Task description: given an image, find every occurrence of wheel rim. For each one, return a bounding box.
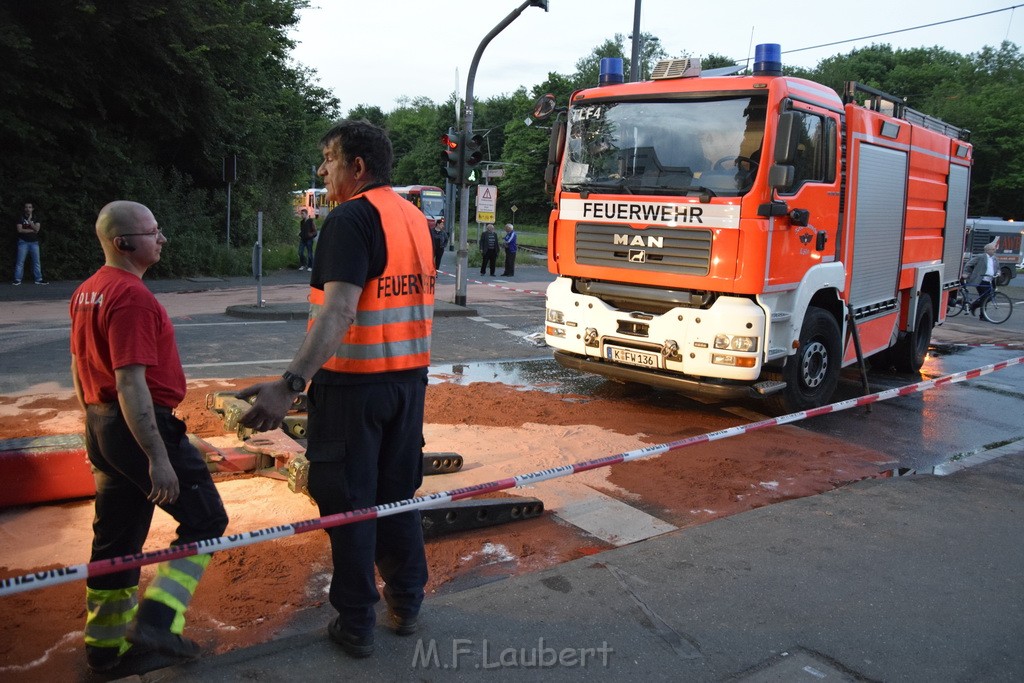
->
[799,341,828,388]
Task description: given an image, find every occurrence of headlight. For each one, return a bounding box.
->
[546,309,565,325]
[714,334,758,353]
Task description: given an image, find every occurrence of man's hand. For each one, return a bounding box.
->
[237,380,295,432]
[148,459,180,505]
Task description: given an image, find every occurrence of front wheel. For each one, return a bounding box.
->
[768,307,842,413]
[982,291,1013,324]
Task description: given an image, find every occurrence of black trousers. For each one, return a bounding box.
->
[480,249,497,275]
[305,378,428,636]
[502,248,516,276]
[84,403,228,590]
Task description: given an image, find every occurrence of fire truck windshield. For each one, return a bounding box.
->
[562,96,767,197]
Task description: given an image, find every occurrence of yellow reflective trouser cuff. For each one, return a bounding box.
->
[142,555,211,635]
[84,586,138,655]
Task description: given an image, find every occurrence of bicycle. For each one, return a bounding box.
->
[946,279,1013,323]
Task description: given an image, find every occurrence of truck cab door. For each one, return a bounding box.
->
[763,108,841,287]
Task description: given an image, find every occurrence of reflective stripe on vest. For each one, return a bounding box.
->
[309,186,434,374]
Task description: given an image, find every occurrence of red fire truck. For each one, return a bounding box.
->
[536,44,973,412]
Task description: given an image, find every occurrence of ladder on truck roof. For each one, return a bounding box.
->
[842,81,970,141]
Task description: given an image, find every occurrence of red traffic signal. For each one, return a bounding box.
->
[441,130,463,183]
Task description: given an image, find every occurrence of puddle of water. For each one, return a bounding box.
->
[428,358,604,394]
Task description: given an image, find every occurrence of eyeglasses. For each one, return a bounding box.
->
[118,229,164,238]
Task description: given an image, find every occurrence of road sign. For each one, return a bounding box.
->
[482,168,505,179]
[476,185,497,223]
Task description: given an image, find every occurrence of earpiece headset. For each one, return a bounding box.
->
[116,237,136,252]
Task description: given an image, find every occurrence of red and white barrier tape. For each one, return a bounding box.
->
[436,269,546,297]
[3,354,1023,598]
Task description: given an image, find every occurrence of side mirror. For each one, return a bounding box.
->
[532,93,558,122]
[774,112,800,164]
[768,164,794,190]
[544,118,567,193]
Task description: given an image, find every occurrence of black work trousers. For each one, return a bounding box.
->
[84,403,228,591]
[305,378,428,637]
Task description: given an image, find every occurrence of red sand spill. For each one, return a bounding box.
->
[0,378,888,680]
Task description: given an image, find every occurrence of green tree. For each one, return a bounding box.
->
[0,0,338,279]
[802,42,1024,219]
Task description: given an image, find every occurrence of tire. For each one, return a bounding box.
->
[997,266,1013,287]
[769,307,842,413]
[982,291,1013,324]
[893,296,933,373]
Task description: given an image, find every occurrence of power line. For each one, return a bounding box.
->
[784,4,1022,56]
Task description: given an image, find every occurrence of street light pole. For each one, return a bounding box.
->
[630,0,642,82]
[454,0,548,306]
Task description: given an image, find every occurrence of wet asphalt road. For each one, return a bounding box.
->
[1,265,1022,474]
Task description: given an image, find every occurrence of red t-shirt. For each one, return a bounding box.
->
[70,266,186,408]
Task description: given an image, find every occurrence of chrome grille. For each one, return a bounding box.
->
[575,223,712,275]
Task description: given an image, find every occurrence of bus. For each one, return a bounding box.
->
[965,217,1022,285]
[291,188,328,218]
[393,185,445,228]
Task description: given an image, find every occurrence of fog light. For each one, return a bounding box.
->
[712,353,756,367]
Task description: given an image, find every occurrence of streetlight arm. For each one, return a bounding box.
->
[455,0,547,306]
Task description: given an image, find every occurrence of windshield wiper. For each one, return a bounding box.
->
[579,179,635,195]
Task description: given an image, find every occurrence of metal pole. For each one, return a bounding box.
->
[226,181,232,245]
[630,0,642,82]
[255,211,264,307]
[455,0,543,306]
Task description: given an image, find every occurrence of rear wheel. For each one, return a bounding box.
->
[997,266,1013,287]
[982,291,1013,324]
[769,307,842,413]
[893,296,933,373]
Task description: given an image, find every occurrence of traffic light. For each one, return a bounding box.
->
[441,130,463,184]
[463,133,484,183]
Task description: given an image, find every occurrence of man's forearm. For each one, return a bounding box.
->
[286,281,361,379]
[115,367,171,467]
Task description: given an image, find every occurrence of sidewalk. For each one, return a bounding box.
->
[136,450,1024,682]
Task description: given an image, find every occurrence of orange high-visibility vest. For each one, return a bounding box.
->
[309,186,435,374]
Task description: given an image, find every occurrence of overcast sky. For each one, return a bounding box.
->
[288,1,1022,113]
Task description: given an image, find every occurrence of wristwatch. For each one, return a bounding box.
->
[282,371,306,393]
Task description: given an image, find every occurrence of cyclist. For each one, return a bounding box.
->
[963,241,999,316]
